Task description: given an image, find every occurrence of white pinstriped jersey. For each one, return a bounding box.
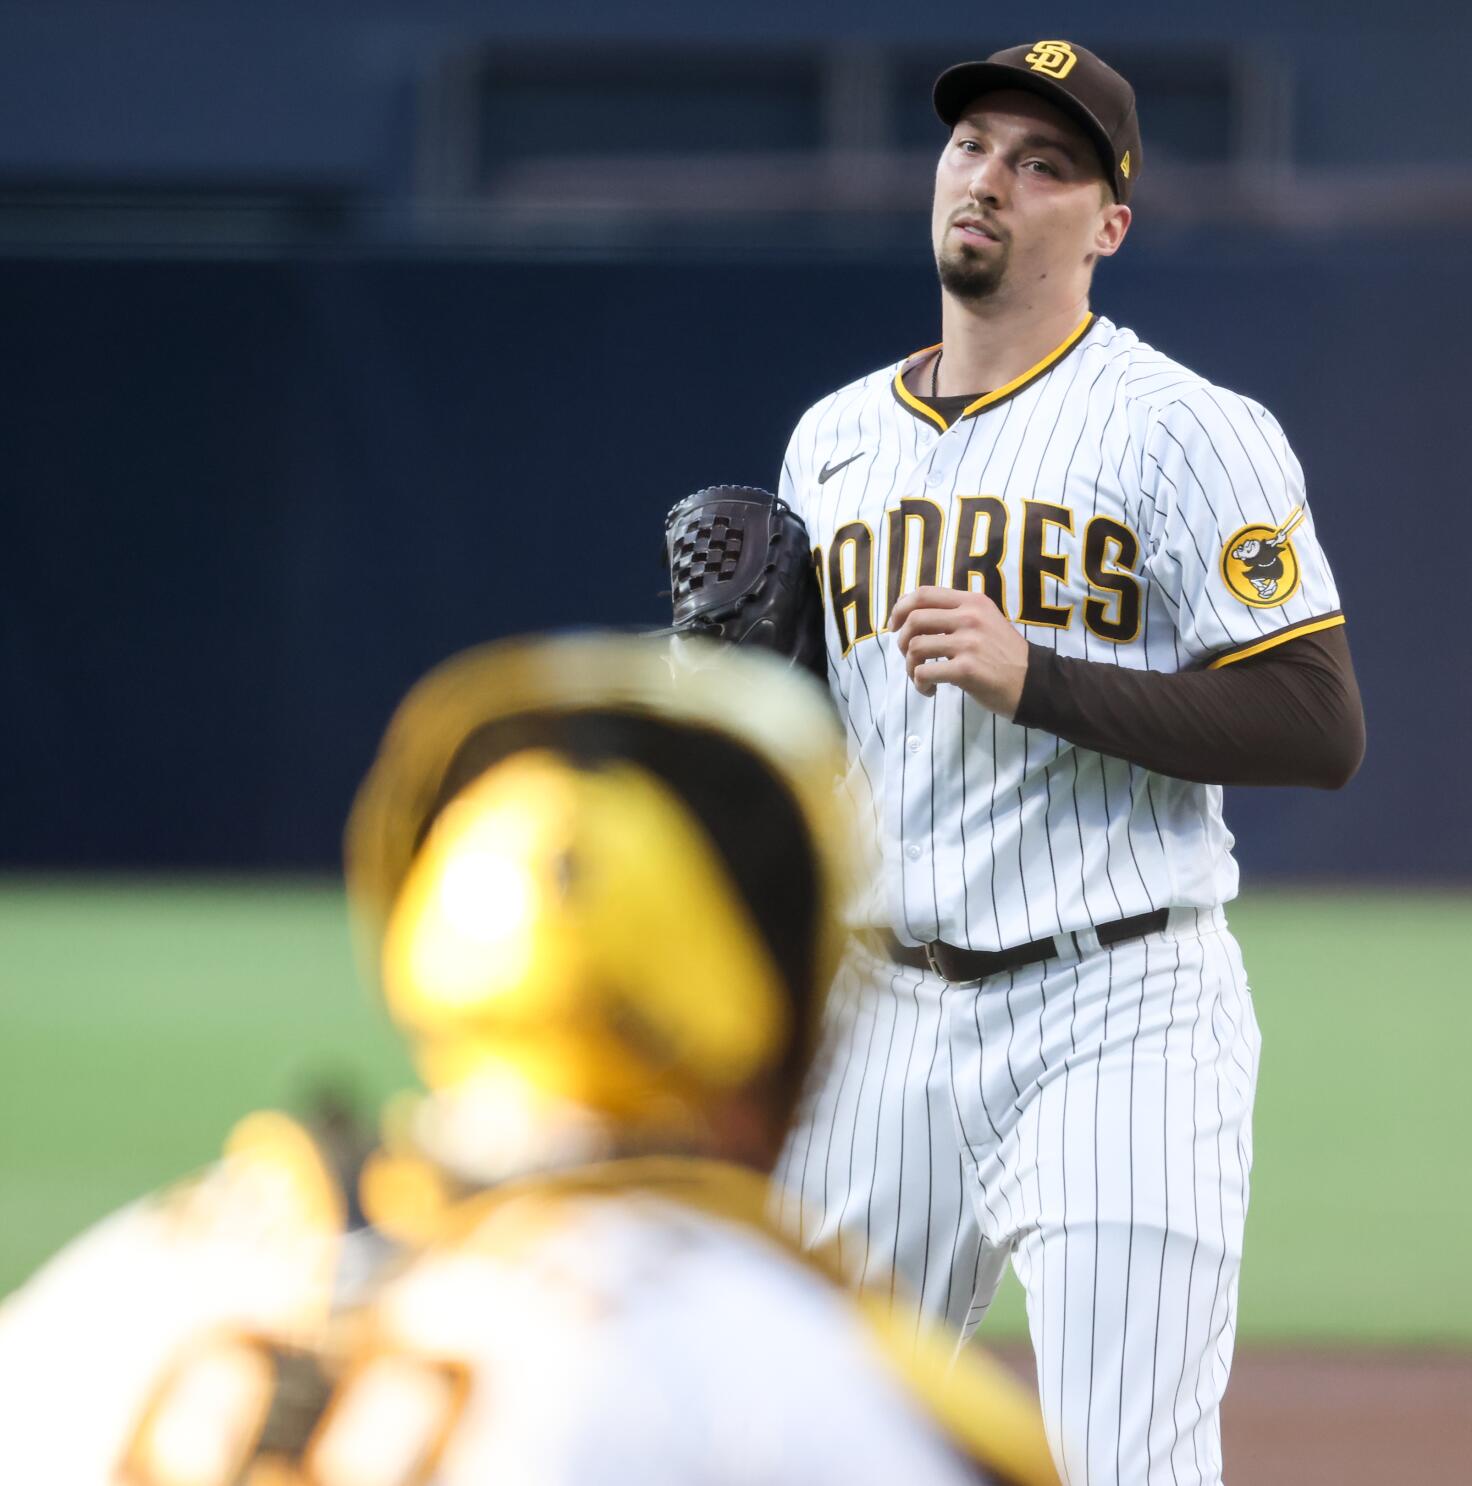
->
[780,313,1344,949]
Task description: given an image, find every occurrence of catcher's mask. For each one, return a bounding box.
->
[346,634,849,1131]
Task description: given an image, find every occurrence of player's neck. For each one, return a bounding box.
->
[932,291,1091,399]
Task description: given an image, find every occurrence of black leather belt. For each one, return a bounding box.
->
[857,908,1170,983]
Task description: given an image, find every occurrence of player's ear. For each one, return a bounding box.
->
[1094,202,1131,259]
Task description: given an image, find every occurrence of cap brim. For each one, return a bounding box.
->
[933,61,1116,194]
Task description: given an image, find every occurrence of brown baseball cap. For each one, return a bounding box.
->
[933,41,1141,204]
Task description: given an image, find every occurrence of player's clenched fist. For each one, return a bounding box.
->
[890,585,1031,717]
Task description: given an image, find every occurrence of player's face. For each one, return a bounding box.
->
[932,91,1130,303]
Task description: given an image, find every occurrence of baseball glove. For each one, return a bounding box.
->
[664,485,828,682]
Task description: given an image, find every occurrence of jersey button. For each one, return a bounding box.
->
[905,843,922,860]
[925,466,947,486]
[906,734,921,753]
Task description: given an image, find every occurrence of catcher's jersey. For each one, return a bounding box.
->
[369,1164,1038,1485]
[0,1131,1054,1485]
[0,1111,347,1486]
[780,313,1344,949]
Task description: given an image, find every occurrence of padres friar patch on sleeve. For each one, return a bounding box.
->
[1220,507,1306,607]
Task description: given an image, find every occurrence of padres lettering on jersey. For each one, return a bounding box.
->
[780,314,1343,949]
[820,494,1142,655]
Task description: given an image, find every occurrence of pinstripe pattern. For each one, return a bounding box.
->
[771,316,1327,1484]
[779,317,1342,947]
[778,914,1258,1486]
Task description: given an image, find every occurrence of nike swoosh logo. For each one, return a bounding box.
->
[818,452,866,484]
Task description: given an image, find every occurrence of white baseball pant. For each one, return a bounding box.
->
[778,907,1259,1486]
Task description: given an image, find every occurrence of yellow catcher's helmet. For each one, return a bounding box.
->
[346,634,850,1128]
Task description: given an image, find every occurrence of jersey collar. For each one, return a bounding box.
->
[891,311,1096,431]
[424,1154,853,1288]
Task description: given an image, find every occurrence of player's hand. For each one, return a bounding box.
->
[890,586,1031,717]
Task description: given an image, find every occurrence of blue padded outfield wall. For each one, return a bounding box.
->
[3,230,1468,879]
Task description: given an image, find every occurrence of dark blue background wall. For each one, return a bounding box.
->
[3,227,1467,877]
[3,3,1469,180]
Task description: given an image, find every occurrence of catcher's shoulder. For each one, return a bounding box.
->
[31,1109,347,1280]
[81,1109,347,1256]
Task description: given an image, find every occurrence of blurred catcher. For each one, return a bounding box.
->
[0,634,1057,1485]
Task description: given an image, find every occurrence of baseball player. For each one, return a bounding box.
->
[762,40,1366,1486]
[343,634,1057,1485]
[0,635,1059,1486]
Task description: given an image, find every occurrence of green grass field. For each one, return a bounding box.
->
[1,880,1468,1345]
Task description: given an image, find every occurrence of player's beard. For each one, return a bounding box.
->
[936,237,1009,300]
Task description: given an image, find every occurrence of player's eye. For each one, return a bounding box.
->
[1022,158,1059,176]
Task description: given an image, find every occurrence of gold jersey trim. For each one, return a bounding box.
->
[860,1297,1060,1486]
[891,313,1096,431]
[892,342,949,430]
[1205,611,1345,670]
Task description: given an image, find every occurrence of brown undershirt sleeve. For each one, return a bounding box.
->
[1012,625,1365,789]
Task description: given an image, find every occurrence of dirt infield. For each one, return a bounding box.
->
[1222,1349,1472,1484]
[997,1346,1472,1482]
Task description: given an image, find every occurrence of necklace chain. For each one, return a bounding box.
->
[931,348,942,398]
